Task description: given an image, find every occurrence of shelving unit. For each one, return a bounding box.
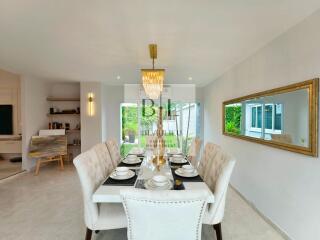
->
[47,97,80,102]
[47,97,81,160]
[47,113,80,117]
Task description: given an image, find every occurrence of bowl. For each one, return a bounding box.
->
[169,148,181,154]
[131,147,144,155]
[115,167,129,176]
[126,155,137,162]
[152,175,168,187]
[171,156,184,163]
[182,165,194,173]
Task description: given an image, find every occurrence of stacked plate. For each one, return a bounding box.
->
[175,165,198,178]
[167,148,182,155]
[169,155,187,164]
[144,175,172,190]
[109,167,135,180]
[122,155,142,165]
[129,147,145,155]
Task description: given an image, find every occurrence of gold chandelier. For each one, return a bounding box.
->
[141,44,165,99]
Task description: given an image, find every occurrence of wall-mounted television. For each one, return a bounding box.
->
[0,105,13,135]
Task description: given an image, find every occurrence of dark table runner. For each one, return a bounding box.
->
[169,161,189,168]
[170,168,203,182]
[103,174,138,186]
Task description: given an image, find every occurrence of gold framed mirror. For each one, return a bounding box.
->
[223,79,318,156]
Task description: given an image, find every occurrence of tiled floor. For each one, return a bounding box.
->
[0,159,22,180]
[0,164,285,240]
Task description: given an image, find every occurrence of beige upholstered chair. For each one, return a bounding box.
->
[199,143,236,240]
[73,148,127,240]
[188,137,202,168]
[271,133,292,144]
[92,143,115,175]
[106,140,122,166]
[120,189,209,240]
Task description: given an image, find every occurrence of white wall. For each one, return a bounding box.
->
[80,82,103,152]
[102,84,123,143]
[203,10,320,240]
[21,76,50,170]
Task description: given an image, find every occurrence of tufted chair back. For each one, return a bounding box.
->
[106,140,121,166]
[92,143,115,173]
[121,189,209,240]
[200,143,236,225]
[188,137,202,167]
[73,149,108,229]
[198,143,221,178]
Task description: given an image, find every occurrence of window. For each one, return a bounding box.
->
[248,103,282,134]
[120,101,200,156]
[250,105,262,129]
[274,104,282,130]
[251,107,256,128]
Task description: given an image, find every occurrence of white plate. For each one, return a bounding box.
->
[169,157,187,164]
[129,148,145,155]
[122,158,142,165]
[167,148,182,155]
[144,179,172,190]
[175,168,199,178]
[109,170,135,180]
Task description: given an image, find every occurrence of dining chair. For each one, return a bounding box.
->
[120,189,209,240]
[73,149,127,240]
[199,143,236,240]
[92,143,115,174]
[106,139,122,166]
[33,129,67,175]
[188,137,202,168]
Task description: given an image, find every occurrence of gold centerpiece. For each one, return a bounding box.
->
[152,105,166,170]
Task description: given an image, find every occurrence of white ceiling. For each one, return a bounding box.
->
[0,0,319,86]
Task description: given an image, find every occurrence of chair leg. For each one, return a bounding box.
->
[85,228,92,240]
[60,156,64,170]
[213,223,222,240]
[35,160,41,175]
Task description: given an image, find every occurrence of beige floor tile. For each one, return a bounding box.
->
[0,164,284,240]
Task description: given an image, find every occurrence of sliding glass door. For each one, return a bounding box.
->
[120,101,200,156]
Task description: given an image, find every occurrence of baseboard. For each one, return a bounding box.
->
[0,170,26,182]
[229,184,292,240]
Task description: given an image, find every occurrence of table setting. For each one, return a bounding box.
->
[94,148,214,203]
[102,148,203,191]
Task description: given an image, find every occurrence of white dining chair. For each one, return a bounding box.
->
[106,139,122,166]
[188,137,202,168]
[120,189,209,240]
[92,143,115,174]
[73,149,127,240]
[199,143,236,240]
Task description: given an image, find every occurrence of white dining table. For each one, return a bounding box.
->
[93,150,215,204]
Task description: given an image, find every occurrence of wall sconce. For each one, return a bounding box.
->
[88,92,94,116]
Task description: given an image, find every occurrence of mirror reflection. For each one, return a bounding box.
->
[224,88,310,148]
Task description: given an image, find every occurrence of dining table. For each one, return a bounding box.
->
[93,148,215,203]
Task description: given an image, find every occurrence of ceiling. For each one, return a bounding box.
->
[0,0,319,86]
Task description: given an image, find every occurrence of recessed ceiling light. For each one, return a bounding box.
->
[116,75,121,80]
[188,77,193,81]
